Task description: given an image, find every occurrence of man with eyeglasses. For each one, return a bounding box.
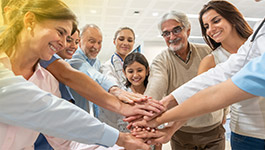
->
[143,11,225,150]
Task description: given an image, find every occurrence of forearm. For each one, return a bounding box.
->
[0,76,119,146]
[46,60,122,113]
[157,79,255,124]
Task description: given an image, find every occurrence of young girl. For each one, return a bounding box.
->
[123,53,163,150]
[123,52,149,94]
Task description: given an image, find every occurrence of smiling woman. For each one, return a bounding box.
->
[0,0,83,149]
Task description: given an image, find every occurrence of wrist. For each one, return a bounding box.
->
[116,132,126,147]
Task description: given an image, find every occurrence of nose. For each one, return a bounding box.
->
[207,24,215,35]
[93,42,101,50]
[133,72,138,78]
[169,31,176,40]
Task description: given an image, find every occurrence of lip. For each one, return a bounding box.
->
[65,48,76,56]
[48,43,61,54]
[211,30,222,39]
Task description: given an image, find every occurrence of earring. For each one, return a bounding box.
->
[27,27,32,31]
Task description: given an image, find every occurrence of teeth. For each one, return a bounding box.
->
[66,50,74,55]
[212,31,221,38]
[49,45,57,52]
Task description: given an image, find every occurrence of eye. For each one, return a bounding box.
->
[66,36,73,43]
[137,69,143,72]
[88,39,96,44]
[172,26,183,34]
[127,70,133,73]
[213,18,221,24]
[57,29,64,36]
[128,38,134,42]
[118,37,125,41]
[162,31,170,37]
[204,24,209,29]
[75,39,80,45]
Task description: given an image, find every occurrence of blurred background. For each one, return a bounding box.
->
[62,0,265,63]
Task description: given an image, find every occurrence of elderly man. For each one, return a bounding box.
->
[143,11,227,150]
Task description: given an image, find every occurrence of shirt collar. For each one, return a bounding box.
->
[33,63,45,80]
[77,48,97,66]
[172,43,192,64]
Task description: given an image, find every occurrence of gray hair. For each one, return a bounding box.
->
[80,24,102,37]
[158,11,191,33]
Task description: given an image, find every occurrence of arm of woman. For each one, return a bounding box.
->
[197,54,216,75]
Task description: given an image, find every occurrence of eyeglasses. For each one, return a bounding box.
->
[161,26,184,37]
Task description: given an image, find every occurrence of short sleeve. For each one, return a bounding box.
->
[232,53,265,97]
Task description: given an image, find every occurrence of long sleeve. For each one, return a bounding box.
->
[0,65,119,147]
[144,54,169,100]
[171,20,265,104]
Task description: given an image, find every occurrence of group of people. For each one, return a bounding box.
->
[0,0,264,150]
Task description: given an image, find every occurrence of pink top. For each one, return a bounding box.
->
[0,63,123,150]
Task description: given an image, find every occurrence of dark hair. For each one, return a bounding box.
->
[123,52,149,88]
[0,0,77,55]
[199,0,253,50]
[114,27,135,40]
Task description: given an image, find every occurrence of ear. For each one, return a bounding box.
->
[123,69,126,75]
[113,39,116,45]
[146,67,150,76]
[186,27,191,37]
[23,12,36,30]
[4,6,11,13]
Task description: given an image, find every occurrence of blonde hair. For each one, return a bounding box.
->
[0,0,76,56]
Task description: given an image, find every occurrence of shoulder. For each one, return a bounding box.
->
[191,43,212,53]
[197,54,216,74]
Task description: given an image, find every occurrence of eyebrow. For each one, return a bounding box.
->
[58,27,68,35]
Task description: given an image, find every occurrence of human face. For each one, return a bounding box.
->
[28,19,72,61]
[161,19,190,52]
[202,9,234,43]
[124,61,148,87]
[79,27,102,59]
[114,29,135,59]
[57,31,80,59]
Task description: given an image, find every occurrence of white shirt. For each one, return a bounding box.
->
[0,53,119,147]
[171,20,265,139]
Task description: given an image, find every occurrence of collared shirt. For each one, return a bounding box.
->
[67,49,117,112]
[232,52,265,97]
[0,53,119,147]
[0,63,61,149]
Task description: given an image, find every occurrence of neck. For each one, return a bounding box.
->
[116,52,126,61]
[130,84,146,94]
[174,43,189,60]
[10,41,39,80]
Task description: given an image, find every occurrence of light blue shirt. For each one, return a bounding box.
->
[67,49,117,112]
[232,53,265,97]
[0,53,119,147]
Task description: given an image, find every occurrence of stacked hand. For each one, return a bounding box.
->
[119,94,186,148]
